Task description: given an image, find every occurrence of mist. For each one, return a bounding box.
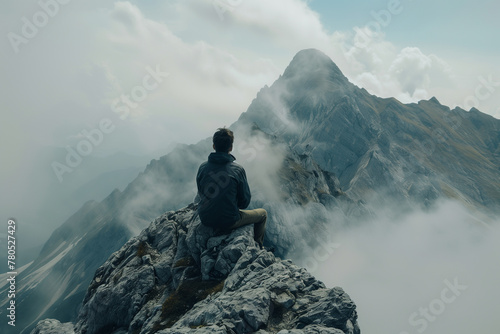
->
[302,199,500,334]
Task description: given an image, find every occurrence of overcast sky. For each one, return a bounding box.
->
[1,0,499,255]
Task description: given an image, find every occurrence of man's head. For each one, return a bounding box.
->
[213,127,234,153]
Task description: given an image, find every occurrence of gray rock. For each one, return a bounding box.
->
[35,204,360,334]
[30,319,75,334]
[272,291,295,309]
[157,324,227,333]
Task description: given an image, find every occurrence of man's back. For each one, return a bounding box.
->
[196,152,251,228]
[196,127,267,248]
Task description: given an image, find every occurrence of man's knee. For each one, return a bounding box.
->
[258,208,267,223]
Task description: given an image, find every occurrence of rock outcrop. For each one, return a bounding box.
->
[32,204,360,334]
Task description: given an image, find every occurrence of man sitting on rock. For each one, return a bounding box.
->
[196,127,267,248]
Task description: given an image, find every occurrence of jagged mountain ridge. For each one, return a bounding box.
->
[240,49,500,212]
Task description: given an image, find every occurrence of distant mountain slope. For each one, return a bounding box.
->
[240,49,500,213]
[1,148,155,268]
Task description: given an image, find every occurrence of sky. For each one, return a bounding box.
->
[0,0,499,332]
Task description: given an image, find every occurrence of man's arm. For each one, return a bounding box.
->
[195,163,205,203]
[237,168,251,209]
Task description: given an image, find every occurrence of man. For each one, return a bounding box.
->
[196,127,267,248]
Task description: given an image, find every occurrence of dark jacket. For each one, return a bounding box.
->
[196,152,251,228]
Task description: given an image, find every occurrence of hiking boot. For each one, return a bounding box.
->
[260,244,275,253]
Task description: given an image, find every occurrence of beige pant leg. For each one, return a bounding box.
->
[230,208,267,246]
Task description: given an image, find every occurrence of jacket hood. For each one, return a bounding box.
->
[208,152,236,165]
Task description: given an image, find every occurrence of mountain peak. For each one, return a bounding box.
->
[289,48,334,66]
[282,49,348,84]
[429,96,440,104]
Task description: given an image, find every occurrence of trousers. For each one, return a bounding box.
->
[229,208,267,247]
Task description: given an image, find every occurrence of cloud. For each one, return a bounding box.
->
[389,47,455,99]
[308,200,500,334]
[232,124,287,201]
[231,0,328,47]
[99,2,284,147]
[344,32,456,104]
[343,26,397,71]
[389,47,433,96]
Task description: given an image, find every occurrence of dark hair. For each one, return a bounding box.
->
[213,128,234,152]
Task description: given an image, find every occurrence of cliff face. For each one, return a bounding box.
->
[33,204,360,334]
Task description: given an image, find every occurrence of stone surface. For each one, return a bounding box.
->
[31,319,75,334]
[33,204,360,334]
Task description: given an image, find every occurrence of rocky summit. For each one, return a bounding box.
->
[32,204,360,334]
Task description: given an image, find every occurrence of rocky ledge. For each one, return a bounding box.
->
[32,204,360,334]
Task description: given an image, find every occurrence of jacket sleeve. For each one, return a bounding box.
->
[237,168,251,209]
[195,165,202,194]
[195,163,205,201]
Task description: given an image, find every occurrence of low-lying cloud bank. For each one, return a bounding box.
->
[300,200,499,334]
